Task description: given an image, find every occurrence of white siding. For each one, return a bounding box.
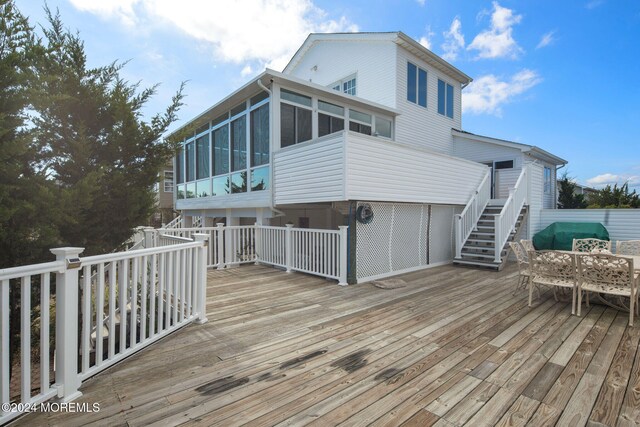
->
[526,162,545,238]
[176,190,270,211]
[394,48,462,155]
[495,169,521,199]
[274,133,345,205]
[285,40,397,108]
[429,205,460,265]
[453,136,523,166]
[345,132,488,205]
[535,209,640,252]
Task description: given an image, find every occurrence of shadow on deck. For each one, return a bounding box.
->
[13,263,640,426]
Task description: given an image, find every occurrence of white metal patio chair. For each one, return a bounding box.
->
[617,240,640,256]
[576,253,638,326]
[529,250,578,313]
[572,238,612,253]
[520,239,535,254]
[509,241,530,294]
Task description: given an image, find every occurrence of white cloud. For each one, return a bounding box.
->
[240,65,254,78]
[441,17,464,61]
[536,31,555,49]
[418,26,434,50]
[462,69,541,116]
[416,0,426,5]
[586,173,640,188]
[68,0,358,71]
[467,1,523,59]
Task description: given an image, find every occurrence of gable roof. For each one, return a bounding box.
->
[452,129,567,166]
[283,31,473,86]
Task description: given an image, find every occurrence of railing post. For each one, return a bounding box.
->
[455,215,462,259]
[50,247,84,402]
[216,223,225,269]
[143,228,156,249]
[192,234,209,325]
[285,224,293,273]
[494,220,502,263]
[254,222,262,265]
[338,226,349,286]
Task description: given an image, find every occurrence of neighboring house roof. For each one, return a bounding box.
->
[283,31,473,86]
[452,129,567,166]
[167,68,400,141]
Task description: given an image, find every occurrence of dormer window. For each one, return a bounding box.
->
[330,74,357,96]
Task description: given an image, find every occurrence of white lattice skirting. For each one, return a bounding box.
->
[356,202,431,283]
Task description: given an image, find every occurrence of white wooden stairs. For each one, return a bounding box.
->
[453,201,528,271]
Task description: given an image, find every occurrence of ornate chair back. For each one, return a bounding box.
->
[617,240,640,256]
[520,239,535,254]
[576,253,634,290]
[529,250,576,284]
[572,238,612,253]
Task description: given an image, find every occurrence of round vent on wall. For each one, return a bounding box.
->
[356,204,374,224]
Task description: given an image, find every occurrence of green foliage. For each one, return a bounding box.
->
[0,3,185,265]
[0,0,59,267]
[587,183,640,209]
[557,172,587,209]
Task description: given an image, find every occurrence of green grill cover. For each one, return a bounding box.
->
[532,222,610,250]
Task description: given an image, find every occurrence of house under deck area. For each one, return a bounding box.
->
[14,264,640,427]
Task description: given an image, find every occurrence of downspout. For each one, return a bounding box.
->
[257,78,285,218]
[555,162,567,209]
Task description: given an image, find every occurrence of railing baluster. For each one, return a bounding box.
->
[149,254,157,338]
[180,248,186,322]
[96,264,104,365]
[158,252,165,332]
[40,273,50,394]
[186,248,193,317]
[82,266,91,373]
[1,279,9,407]
[141,255,148,342]
[109,262,116,359]
[131,257,138,347]
[165,252,172,328]
[119,259,127,353]
[20,275,31,403]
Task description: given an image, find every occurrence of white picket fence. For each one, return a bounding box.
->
[0,237,209,425]
[157,224,348,284]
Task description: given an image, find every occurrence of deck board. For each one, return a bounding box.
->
[13,263,640,426]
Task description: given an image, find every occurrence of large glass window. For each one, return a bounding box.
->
[329,75,357,96]
[185,141,195,182]
[212,176,229,196]
[231,115,246,172]
[407,62,427,108]
[438,79,454,118]
[176,149,184,184]
[281,101,311,147]
[196,179,210,197]
[318,100,345,137]
[251,103,269,166]
[195,134,209,180]
[544,167,552,194]
[251,166,269,191]
[231,171,247,194]
[212,125,229,176]
[349,109,372,135]
[375,116,392,138]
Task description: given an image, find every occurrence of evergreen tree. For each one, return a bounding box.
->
[30,7,185,255]
[557,172,587,209]
[588,183,640,208]
[0,0,59,268]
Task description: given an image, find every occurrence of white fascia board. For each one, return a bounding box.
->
[452,129,566,166]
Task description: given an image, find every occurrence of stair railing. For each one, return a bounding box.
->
[493,166,529,263]
[455,170,491,258]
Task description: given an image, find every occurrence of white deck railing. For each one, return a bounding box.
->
[455,171,491,258]
[494,166,529,263]
[0,238,209,425]
[156,224,348,284]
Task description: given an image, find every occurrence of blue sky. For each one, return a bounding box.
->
[16,0,640,189]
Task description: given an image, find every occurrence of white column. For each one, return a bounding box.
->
[338,226,348,286]
[192,234,209,324]
[216,223,225,269]
[143,227,156,249]
[51,247,84,402]
[285,224,293,273]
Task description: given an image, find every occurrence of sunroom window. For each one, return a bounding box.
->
[195,133,209,180]
[349,109,372,136]
[281,89,312,147]
[318,100,345,137]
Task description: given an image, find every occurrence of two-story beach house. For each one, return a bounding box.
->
[168,32,566,283]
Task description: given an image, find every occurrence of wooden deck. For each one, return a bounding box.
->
[14,263,640,426]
